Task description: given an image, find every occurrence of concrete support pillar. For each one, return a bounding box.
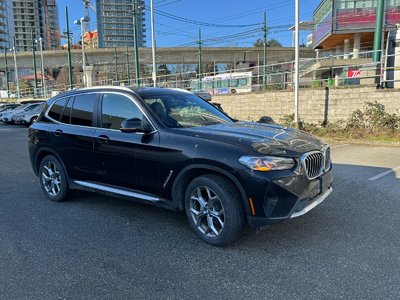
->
[84,66,95,87]
[353,33,361,59]
[394,27,400,88]
[315,49,321,60]
[343,39,351,59]
[336,45,342,58]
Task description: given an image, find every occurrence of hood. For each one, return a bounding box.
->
[179,122,324,157]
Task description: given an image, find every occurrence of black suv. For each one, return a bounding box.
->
[29,87,333,246]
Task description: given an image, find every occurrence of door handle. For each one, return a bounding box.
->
[54,129,63,137]
[97,135,109,143]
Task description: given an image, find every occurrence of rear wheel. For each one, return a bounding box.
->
[39,155,70,202]
[30,116,38,125]
[185,174,245,246]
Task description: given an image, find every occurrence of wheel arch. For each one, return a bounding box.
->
[35,148,71,186]
[171,164,251,217]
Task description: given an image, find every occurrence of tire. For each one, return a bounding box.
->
[185,174,245,246]
[38,155,70,202]
[30,116,38,125]
[231,89,237,94]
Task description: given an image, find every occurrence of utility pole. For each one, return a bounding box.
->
[31,28,38,96]
[126,46,130,84]
[4,47,10,98]
[39,37,46,97]
[150,0,157,87]
[294,0,300,124]
[12,37,20,101]
[66,7,73,89]
[373,0,385,62]
[132,0,140,86]
[114,47,119,83]
[263,12,267,86]
[198,29,202,91]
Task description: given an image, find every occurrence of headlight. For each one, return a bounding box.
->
[239,156,295,172]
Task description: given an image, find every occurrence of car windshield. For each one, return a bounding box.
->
[140,91,232,128]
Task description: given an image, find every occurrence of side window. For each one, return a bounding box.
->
[71,94,97,127]
[48,98,68,121]
[60,97,73,124]
[101,94,143,130]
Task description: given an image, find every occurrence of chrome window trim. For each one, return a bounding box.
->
[45,90,158,134]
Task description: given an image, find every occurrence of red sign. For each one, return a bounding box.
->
[348,70,360,78]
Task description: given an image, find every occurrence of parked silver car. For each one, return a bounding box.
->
[1,103,43,124]
[14,103,45,126]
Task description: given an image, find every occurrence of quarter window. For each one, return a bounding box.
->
[71,94,97,127]
[60,97,73,124]
[48,98,68,121]
[101,94,143,130]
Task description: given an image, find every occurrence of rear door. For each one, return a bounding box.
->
[48,93,101,182]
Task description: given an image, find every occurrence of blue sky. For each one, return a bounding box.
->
[59,0,321,47]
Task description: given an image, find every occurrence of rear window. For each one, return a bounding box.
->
[70,94,97,127]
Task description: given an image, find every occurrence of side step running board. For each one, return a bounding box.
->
[74,180,160,202]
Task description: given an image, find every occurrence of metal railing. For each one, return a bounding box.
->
[2,49,399,101]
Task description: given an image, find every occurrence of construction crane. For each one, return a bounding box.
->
[82,0,96,33]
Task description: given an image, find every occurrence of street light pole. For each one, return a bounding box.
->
[66,7,73,89]
[126,45,131,84]
[4,47,10,98]
[81,20,86,87]
[263,12,267,87]
[12,37,20,102]
[31,28,38,96]
[39,37,47,97]
[150,0,157,87]
[132,0,140,86]
[198,28,202,91]
[294,0,300,124]
[114,47,119,83]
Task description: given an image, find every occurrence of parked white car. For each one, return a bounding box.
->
[14,103,45,126]
[1,103,43,124]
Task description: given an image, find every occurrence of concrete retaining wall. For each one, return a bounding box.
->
[212,87,400,124]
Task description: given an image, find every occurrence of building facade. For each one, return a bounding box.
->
[12,0,60,52]
[313,0,400,56]
[0,0,14,50]
[96,0,146,48]
[43,0,60,50]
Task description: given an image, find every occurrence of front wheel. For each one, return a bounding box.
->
[185,174,245,246]
[39,155,70,202]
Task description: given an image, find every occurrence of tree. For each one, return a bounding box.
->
[158,64,171,75]
[253,38,283,47]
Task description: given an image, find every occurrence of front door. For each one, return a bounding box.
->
[93,92,161,195]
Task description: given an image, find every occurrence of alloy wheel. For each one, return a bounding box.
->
[41,161,62,197]
[189,186,225,237]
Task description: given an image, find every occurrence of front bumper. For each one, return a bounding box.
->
[241,168,333,228]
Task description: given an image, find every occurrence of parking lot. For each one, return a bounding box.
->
[0,124,399,299]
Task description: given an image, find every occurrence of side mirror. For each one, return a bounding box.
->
[120,118,153,133]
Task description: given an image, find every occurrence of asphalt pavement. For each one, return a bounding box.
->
[0,124,399,299]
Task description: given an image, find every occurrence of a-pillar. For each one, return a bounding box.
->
[353,33,361,59]
[343,39,351,59]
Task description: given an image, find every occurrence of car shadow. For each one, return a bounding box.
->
[61,163,399,251]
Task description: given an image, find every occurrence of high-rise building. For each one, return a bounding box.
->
[43,0,60,50]
[0,0,14,50]
[96,0,146,48]
[12,0,60,52]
